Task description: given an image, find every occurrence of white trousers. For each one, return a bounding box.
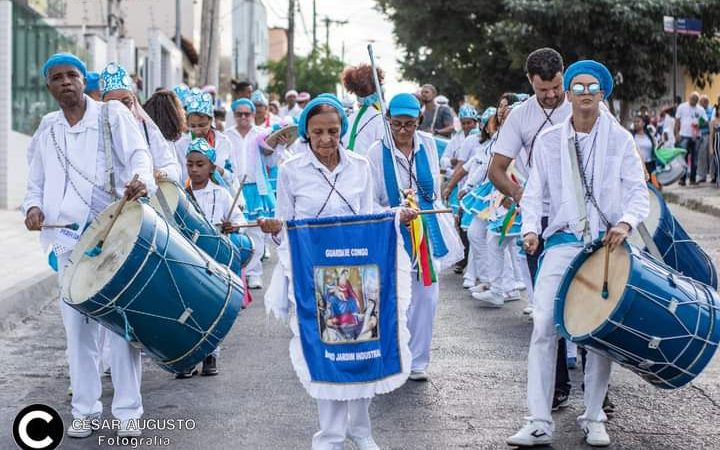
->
[58,254,144,421]
[527,244,611,425]
[466,219,489,283]
[463,248,476,283]
[312,398,372,450]
[485,234,516,295]
[515,252,535,306]
[408,277,439,371]
[245,226,265,278]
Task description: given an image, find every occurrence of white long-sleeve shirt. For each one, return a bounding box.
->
[342,105,384,155]
[175,130,234,185]
[190,183,245,225]
[520,111,649,241]
[462,138,493,189]
[23,96,155,252]
[138,118,181,183]
[225,125,279,185]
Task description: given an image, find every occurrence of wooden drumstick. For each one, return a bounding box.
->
[417,208,453,215]
[85,174,138,257]
[40,223,80,230]
[225,175,246,222]
[601,243,610,299]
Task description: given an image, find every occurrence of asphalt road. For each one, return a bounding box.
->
[1,202,719,450]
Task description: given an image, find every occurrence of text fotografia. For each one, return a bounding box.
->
[98,435,171,448]
[71,417,196,431]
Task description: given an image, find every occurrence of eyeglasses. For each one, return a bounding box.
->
[390,120,418,131]
[235,112,253,117]
[571,82,602,96]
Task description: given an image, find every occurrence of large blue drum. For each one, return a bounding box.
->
[61,201,244,373]
[628,184,717,288]
[149,180,251,271]
[555,240,720,389]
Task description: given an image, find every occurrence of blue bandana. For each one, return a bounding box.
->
[187,137,217,163]
[100,62,133,97]
[458,104,478,121]
[563,60,614,100]
[42,53,87,78]
[231,98,256,113]
[480,107,496,125]
[358,92,380,107]
[184,92,214,117]
[84,72,100,93]
[298,94,349,141]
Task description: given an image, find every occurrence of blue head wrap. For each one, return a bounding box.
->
[187,137,216,163]
[100,62,133,97]
[250,90,268,106]
[231,98,256,113]
[458,104,478,121]
[42,53,87,78]
[84,72,100,93]
[173,84,190,104]
[297,94,349,141]
[184,92,214,117]
[480,107,497,125]
[563,60,614,100]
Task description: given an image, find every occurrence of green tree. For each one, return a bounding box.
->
[260,46,345,97]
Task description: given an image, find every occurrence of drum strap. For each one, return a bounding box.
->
[101,103,119,200]
[155,183,175,220]
[637,222,663,260]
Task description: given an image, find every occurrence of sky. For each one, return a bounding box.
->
[262,0,417,96]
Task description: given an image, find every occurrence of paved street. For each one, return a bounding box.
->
[1,202,719,450]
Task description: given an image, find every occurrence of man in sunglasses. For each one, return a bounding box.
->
[507,60,648,448]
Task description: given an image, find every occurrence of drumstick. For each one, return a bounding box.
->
[214,221,261,228]
[417,208,453,215]
[601,243,610,299]
[225,175,246,221]
[85,174,138,257]
[40,223,80,230]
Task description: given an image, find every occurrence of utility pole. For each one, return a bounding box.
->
[247,0,256,84]
[286,0,295,90]
[312,0,317,51]
[199,0,220,87]
[672,18,678,103]
[175,0,181,49]
[323,16,348,58]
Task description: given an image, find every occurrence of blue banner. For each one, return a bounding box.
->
[287,212,403,384]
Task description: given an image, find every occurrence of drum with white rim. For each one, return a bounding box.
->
[61,200,244,373]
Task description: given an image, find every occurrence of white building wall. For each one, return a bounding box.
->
[232,0,269,88]
[0,0,11,209]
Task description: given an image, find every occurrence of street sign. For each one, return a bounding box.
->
[664,16,703,36]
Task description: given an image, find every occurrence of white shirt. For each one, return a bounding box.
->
[175,130,234,184]
[275,146,375,220]
[225,125,278,185]
[23,96,155,251]
[521,112,649,241]
[633,132,654,162]
[139,118,181,183]
[342,105,384,155]
[676,102,707,138]
[661,115,676,147]
[462,138,493,189]
[279,104,302,120]
[191,183,245,225]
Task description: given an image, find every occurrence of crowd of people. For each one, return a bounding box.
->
[24,45,680,450]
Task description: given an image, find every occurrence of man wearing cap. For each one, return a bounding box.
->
[23,53,154,439]
[100,62,181,183]
[367,93,463,382]
[280,89,302,120]
[507,60,648,447]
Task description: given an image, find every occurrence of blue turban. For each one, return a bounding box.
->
[458,104,478,121]
[184,92,214,117]
[297,94,349,141]
[231,98,256,113]
[563,60,614,100]
[173,84,190,104]
[480,107,496,125]
[186,137,216,163]
[250,90,268,106]
[100,62,133,97]
[42,53,87,78]
[84,72,100,93]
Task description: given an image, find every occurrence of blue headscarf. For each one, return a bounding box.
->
[563,60,614,100]
[84,72,100,93]
[458,104,478,121]
[480,107,496,126]
[100,62,133,97]
[231,98,256,113]
[187,137,217,163]
[358,92,380,107]
[42,53,87,78]
[184,92,214,117]
[250,90,268,106]
[173,84,191,104]
[297,94,349,141]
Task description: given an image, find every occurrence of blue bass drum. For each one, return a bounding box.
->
[628,184,717,288]
[149,180,243,275]
[555,240,720,389]
[228,232,254,268]
[61,201,244,373]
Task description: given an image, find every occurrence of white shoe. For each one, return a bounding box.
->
[503,290,521,302]
[469,282,490,293]
[506,420,553,447]
[67,415,97,438]
[350,435,380,450]
[522,305,534,315]
[580,420,610,447]
[408,370,429,381]
[462,278,476,289]
[514,281,527,291]
[117,419,142,438]
[472,290,504,307]
[247,275,263,289]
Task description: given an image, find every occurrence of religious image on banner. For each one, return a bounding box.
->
[315,265,380,343]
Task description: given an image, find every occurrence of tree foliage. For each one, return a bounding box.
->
[376,0,720,109]
[260,46,345,97]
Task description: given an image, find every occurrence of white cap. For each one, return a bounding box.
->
[285,89,298,98]
[435,95,449,105]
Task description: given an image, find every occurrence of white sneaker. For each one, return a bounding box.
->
[503,290,521,302]
[472,290,504,307]
[469,282,490,293]
[514,281,527,291]
[580,420,610,447]
[408,370,429,381]
[67,415,96,438]
[522,305,534,315]
[350,435,380,450]
[462,278,476,289]
[117,419,142,438]
[247,275,263,289]
[506,420,553,447]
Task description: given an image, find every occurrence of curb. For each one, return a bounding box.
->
[663,191,720,219]
[0,271,57,332]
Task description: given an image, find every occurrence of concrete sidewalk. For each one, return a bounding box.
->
[0,209,56,331]
[662,182,720,218]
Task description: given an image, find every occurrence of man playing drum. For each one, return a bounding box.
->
[23,53,154,438]
[507,60,649,447]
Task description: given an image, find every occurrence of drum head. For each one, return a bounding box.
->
[266,125,298,148]
[61,202,144,304]
[148,181,182,218]
[563,244,631,336]
[628,187,661,247]
[656,157,687,185]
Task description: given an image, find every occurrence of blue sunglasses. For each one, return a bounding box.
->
[571,82,602,96]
